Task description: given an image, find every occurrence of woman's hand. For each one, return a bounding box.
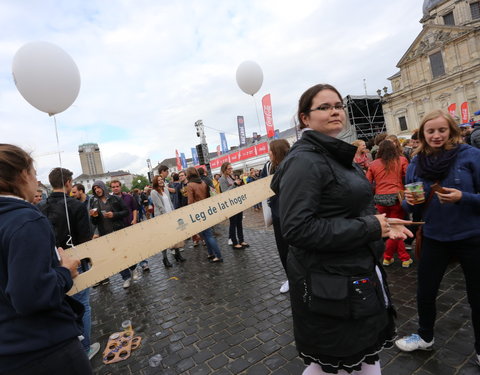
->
[57,247,81,279]
[404,191,416,205]
[375,214,414,240]
[436,187,462,204]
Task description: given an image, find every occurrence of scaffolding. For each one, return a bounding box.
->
[345,95,386,141]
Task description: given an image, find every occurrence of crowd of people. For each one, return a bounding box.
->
[1,82,480,374]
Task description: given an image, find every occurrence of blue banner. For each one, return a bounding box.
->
[180,153,187,169]
[191,147,199,165]
[237,116,246,146]
[220,132,228,153]
[273,129,280,139]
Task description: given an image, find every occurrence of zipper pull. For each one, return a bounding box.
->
[303,281,308,303]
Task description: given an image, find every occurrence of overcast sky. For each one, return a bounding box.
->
[0,0,423,183]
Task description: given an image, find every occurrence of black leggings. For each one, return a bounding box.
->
[229,212,244,245]
[417,235,480,353]
[6,338,92,375]
[272,216,289,273]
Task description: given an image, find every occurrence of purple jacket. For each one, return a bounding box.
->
[118,192,138,227]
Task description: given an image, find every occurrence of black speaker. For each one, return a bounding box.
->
[196,144,205,165]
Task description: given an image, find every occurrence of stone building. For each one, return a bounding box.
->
[78,143,104,175]
[383,0,480,135]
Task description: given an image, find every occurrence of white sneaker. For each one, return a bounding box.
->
[132,269,140,281]
[228,239,233,245]
[395,334,434,352]
[123,278,131,289]
[88,342,101,360]
[279,280,289,293]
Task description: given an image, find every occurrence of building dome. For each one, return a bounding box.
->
[423,0,447,16]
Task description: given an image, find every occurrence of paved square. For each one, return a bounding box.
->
[89,209,480,374]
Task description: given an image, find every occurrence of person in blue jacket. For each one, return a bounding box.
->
[0,144,92,375]
[395,110,480,366]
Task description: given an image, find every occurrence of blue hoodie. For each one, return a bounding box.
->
[0,196,83,372]
[404,144,480,241]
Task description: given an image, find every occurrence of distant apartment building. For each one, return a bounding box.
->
[79,143,104,176]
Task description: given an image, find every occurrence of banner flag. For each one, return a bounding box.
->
[273,129,280,139]
[191,147,199,165]
[237,116,246,146]
[220,132,229,153]
[262,94,275,138]
[175,149,182,171]
[180,153,187,169]
[461,102,469,123]
[448,103,457,117]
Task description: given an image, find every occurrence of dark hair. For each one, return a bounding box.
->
[197,167,206,176]
[152,175,164,193]
[110,179,122,187]
[269,139,290,172]
[376,140,401,173]
[220,162,231,175]
[186,167,199,179]
[374,133,388,146]
[48,167,73,189]
[73,183,85,193]
[214,173,221,179]
[158,165,169,173]
[171,173,179,182]
[411,129,419,141]
[0,144,34,199]
[297,84,343,129]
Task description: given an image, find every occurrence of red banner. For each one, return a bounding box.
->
[175,149,181,171]
[461,102,469,123]
[262,94,275,138]
[448,103,456,117]
[209,142,270,169]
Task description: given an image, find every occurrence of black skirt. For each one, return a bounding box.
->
[300,313,396,374]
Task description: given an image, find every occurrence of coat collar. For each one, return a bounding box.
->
[299,130,357,168]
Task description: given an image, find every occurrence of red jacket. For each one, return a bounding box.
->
[366,156,408,194]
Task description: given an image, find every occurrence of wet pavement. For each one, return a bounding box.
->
[89,208,480,374]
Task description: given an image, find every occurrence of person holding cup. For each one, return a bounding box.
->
[395,110,480,364]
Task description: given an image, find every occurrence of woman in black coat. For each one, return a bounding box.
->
[271,84,411,375]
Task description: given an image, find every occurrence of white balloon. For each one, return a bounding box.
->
[12,41,81,116]
[236,60,263,96]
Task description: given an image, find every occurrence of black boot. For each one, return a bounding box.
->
[163,258,172,268]
[174,248,186,262]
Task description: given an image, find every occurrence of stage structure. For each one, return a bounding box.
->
[345,95,386,141]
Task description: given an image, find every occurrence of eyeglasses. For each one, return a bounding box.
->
[309,104,346,112]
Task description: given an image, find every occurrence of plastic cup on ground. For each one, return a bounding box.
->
[405,182,425,204]
[121,320,132,334]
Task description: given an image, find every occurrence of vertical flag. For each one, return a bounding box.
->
[191,147,199,165]
[220,132,229,153]
[461,102,469,123]
[237,116,246,146]
[175,149,182,171]
[180,153,187,169]
[216,145,221,156]
[448,103,456,117]
[273,129,280,139]
[262,94,275,138]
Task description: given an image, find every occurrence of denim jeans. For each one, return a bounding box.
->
[72,288,91,352]
[200,228,222,259]
[120,265,137,280]
[417,236,480,353]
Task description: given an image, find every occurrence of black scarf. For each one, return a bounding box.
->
[416,146,460,182]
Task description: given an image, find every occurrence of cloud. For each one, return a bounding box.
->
[0,0,423,183]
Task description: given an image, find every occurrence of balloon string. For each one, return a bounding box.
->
[53,116,75,249]
[252,95,263,134]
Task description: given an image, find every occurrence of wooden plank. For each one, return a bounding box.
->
[67,176,274,294]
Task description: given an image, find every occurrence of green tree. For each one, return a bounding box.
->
[131,175,149,190]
